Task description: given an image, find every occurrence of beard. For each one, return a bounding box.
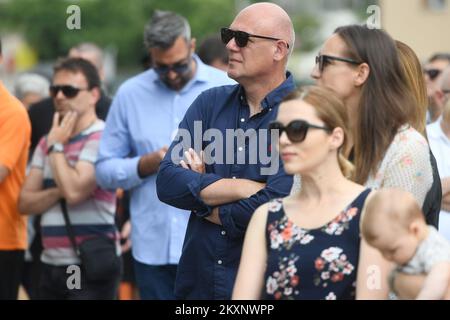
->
[161,71,193,91]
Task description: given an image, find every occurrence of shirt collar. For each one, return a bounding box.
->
[238,72,295,110]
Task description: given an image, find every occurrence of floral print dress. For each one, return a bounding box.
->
[263,189,371,300]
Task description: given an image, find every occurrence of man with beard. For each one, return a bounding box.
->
[95,10,234,299]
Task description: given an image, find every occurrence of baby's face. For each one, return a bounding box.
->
[370,229,419,265]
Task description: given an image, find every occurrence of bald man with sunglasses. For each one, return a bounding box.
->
[157,2,296,299]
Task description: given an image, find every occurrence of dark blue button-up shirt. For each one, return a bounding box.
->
[156,73,295,299]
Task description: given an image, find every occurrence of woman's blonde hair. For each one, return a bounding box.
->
[396,40,428,137]
[282,86,354,179]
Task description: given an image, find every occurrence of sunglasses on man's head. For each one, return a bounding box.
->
[424,69,442,81]
[315,54,362,73]
[220,27,289,49]
[49,85,89,99]
[269,120,331,143]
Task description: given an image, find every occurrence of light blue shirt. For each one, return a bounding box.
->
[95,55,235,265]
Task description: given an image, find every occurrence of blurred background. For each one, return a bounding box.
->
[0,0,449,93]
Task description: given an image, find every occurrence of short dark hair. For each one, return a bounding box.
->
[197,36,228,65]
[53,57,101,89]
[428,53,450,64]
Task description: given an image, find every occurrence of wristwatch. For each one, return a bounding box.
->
[47,142,64,154]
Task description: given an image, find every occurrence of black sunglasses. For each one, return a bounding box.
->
[315,54,362,73]
[269,120,331,143]
[154,51,192,76]
[154,61,191,76]
[424,69,442,81]
[221,27,289,49]
[49,85,89,99]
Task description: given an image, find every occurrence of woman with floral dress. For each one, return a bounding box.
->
[232,86,390,300]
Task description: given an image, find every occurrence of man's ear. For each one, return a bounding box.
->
[190,38,197,54]
[273,40,289,62]
[90,87,101,106]
[354,63,370,87]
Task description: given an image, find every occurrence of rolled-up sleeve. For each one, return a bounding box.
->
[157,162,222,211]
[95,91,144,191]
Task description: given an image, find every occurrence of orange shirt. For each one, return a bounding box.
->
[0,81,31,250]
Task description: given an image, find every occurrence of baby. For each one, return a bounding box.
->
[361,188,450,300]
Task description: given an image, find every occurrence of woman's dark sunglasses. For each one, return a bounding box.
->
[221,27,289,48]
[315,54,362,73]
[424,69,442,81]
[49,85,89,99]
[269,120,331,143]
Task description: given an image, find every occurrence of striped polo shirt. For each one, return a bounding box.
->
[31,120,118,266]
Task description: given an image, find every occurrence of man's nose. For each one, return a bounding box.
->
[56,90,66,99]
[167,70,178,80]
[311,64,321,81]
[226,37,239,51]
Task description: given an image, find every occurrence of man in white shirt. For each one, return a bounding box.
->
[427,66,450,240]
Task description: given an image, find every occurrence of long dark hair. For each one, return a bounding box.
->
[334,25,415,184]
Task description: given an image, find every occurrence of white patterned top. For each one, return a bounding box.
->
[291,126,433,207]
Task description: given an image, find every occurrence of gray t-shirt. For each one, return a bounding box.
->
[398,226,450,274]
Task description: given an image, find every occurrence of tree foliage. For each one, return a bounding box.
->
[0,0,236,66]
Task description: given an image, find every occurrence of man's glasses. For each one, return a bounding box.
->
[269,120,331,143]
[424,69,442,81]
[49,85,89,99]
[220,27,289,49]
[315,54,362,73]
[153,54,192,76]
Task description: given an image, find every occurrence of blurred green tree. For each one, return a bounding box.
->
[0,0,236,67]
[0,0,322,67]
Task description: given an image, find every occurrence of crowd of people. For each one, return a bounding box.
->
[0,2,450,300]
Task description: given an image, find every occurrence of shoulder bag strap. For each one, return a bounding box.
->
[60,199,81,257]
